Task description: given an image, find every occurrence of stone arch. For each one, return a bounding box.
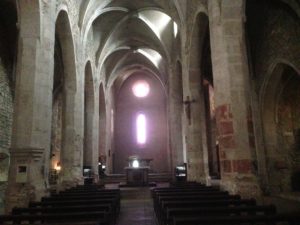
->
[84,61,95,170]
[261,62,300,193]
[55,10,77,91]
[99,83,107,169]
[186,12,210,182]
[188,12,208,89]
[55,10,80,185]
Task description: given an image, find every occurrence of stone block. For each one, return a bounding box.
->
[222,160,232,173]
[216,104,232,120]
[219,121,234,135]
[232,159,252,173]
[219,135,236,148]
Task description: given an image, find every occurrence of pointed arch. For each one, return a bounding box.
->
[261,62,300,192]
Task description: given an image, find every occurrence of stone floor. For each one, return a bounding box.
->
[116,186,158,225]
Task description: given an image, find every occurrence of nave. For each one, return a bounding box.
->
[116,186,156,225]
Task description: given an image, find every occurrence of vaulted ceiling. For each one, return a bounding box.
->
[80,0,182,92]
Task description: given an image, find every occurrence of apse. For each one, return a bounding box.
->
[113,72,169,174]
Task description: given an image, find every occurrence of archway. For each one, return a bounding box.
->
[262,63,300,193]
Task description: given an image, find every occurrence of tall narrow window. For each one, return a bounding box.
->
[136,113,146,144]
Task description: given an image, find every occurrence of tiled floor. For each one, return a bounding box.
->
[116,187,157,225]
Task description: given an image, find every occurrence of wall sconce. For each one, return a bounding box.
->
[55,162,61,171]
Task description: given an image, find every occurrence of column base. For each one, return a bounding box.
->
[5,148,48,213]
[220,173,262,199]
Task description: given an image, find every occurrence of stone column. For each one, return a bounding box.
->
[208,0,261,198]
[5,1,55,212]
[84,95,99,179]
[168,65,184,171]
[59,88,84,188]
[91,88,99,180]
[187,89,210,184]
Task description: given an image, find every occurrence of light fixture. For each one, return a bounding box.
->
[55,162,61,171]
[132,159,139,168]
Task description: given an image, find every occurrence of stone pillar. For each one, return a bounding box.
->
[186,89,210,184]
[168,65,184,171]
[54,9,84,189]
[91,89,99,180]
[59,88,84,188]
[208,0,261,198]
[5,1,55,211]
[5,148,45,212]
[84,90,99,180]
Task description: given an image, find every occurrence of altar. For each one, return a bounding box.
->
[125,166,149,186]
[125,156,152,186]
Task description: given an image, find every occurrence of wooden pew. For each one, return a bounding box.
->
[157,198,255,224]
[172,213,300,225]
[12,203,112,215]
[0,211,110,225]
[165,205,276,225]
[0,185,120,225]
[54,189,120,196]
[154,195,241,220]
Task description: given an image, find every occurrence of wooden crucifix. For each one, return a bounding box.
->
[183,96,196,125]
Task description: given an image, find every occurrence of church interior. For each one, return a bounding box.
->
[0,0,300,224]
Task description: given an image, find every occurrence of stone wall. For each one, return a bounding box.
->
[0,9,14,182]
[0,61,12,182]
[114,73,169,173]
[247,0,300,194]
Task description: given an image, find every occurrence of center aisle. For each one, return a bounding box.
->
[116,187,157,225]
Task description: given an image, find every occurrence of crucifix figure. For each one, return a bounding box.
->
[183,96,196,125]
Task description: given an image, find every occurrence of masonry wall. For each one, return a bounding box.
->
[114,73,168,173]
[247,0,300,194]
[0,12,15,213]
